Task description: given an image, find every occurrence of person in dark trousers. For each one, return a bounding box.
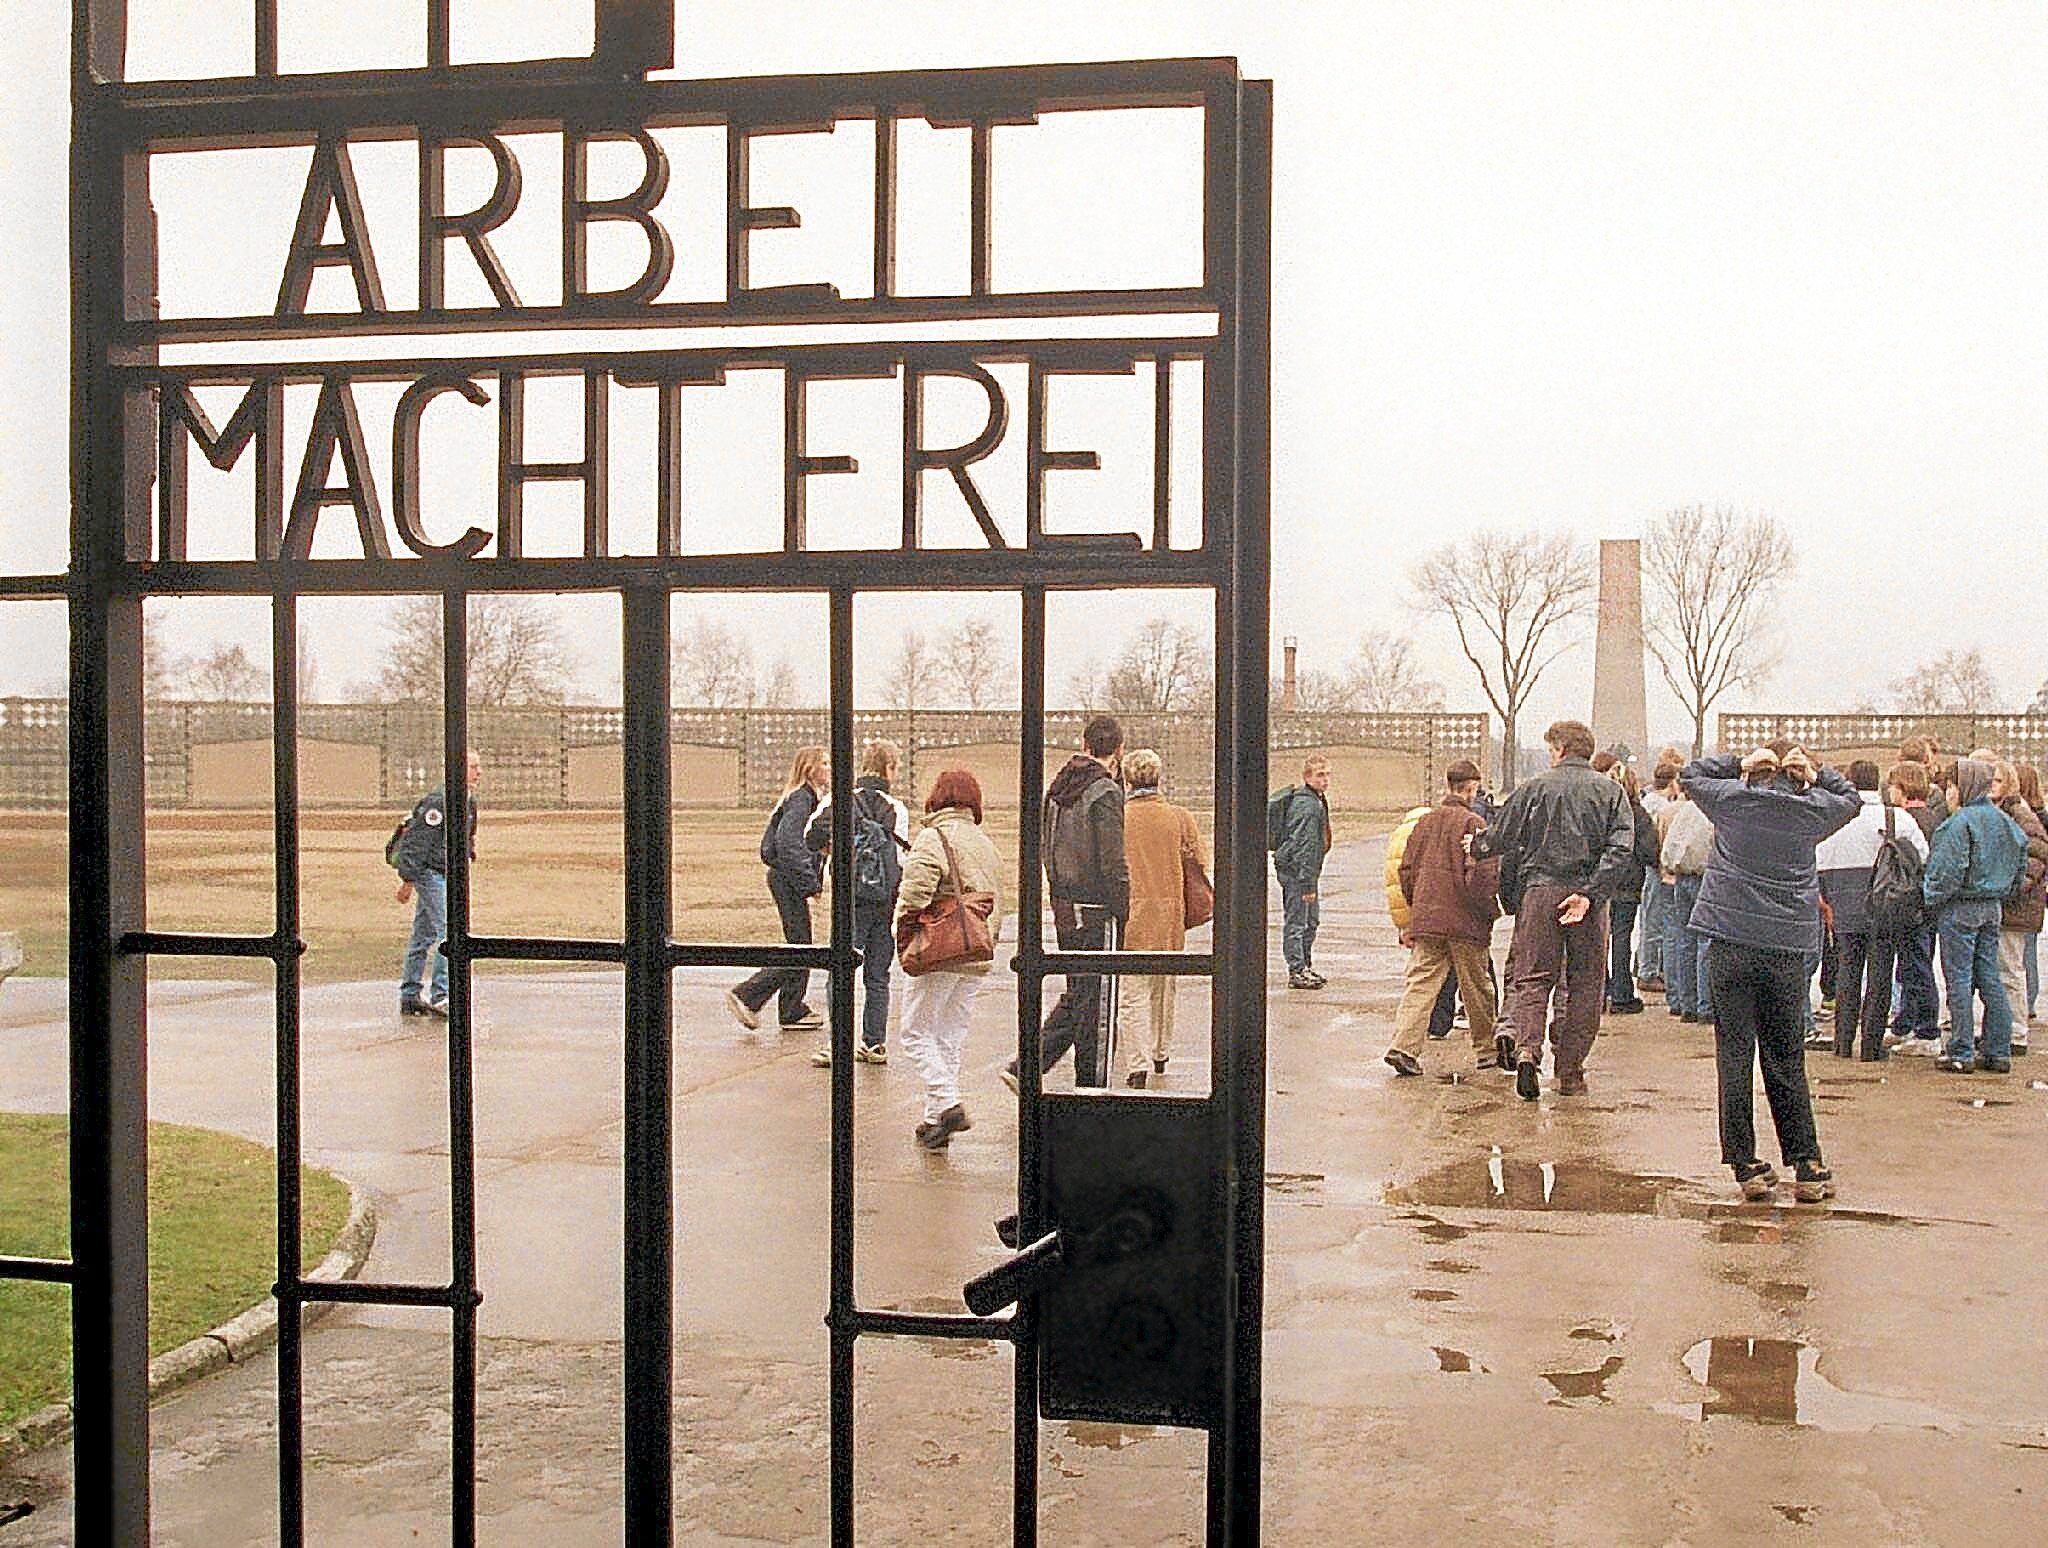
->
[1005,714,1128,1091]
[1816,760,1928,1060]
[1271,755,1335,989]
[1923,757,2028,1075]
[1681,743,1859,1202]
[727,747,830,1033]
[1880,757,1945,1054]
[1470,720,1636,1101]
[393,749,483,1017]
[804,739,912,1068]
[1591,754,1660,1015]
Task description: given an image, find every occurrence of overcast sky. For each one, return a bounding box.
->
[2,2,2044,740]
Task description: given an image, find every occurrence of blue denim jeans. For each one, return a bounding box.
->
[1639,874,1671,979]
[1668,875,1708,1015]
[1894,917,1940,1036]
[400,870,449,1005]
[1938,902,2012,1063]
[1279,873,1320,975]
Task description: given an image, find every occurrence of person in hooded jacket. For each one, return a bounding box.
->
[1005,714,1129,1090]
[1924,757,2030,1074]
[1681,743,1860,1203]
[1990,759,2047,1057]
[728,747,830,1033]
[1815,760,1929,1061]
[393,749,483,1018]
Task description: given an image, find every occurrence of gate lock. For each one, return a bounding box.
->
[961,1093,1225,1428]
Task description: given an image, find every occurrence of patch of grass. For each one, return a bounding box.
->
[0,1115,350,1432]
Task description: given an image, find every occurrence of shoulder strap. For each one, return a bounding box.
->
[932,823,965,892]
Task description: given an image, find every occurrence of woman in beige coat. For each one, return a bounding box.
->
[1118,749,1209,1088]
[896,768,1004,1149]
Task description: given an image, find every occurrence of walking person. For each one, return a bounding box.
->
[1005,714,1128,1090]
[1117,748,1209,1089]
[1880,758,1945,1055]
[1990,759,2047,1058]
[1469,720,1636,1101]
[1594,757,1661,1016]
[895,769,1003,1149]
[1271,756,1335,990]
[1383,759,1505,1078]
[727,747,830,1033]
[1659,783,1715,1021]
[805,740,912,1068]
[1924,758,2028,1074]
[1816,761,1928,1060]
[1681,744,1860,1202]
[392,749,484,1018]
[1385,797,1456,1036]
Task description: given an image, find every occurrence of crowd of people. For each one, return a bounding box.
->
[1377,720,2048,1200]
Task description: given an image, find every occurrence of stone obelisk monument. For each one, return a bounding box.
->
[1592,538,1648,762]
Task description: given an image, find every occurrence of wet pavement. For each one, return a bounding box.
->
[6,836,2048,1543]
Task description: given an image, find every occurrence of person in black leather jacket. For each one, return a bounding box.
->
[1470,720,1636,1100]
[393,749,482,1017]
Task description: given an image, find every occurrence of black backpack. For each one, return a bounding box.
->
[850,788,905,905]
[1869,806,1926,931]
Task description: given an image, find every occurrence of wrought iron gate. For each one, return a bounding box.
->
[0,3,1270,1541]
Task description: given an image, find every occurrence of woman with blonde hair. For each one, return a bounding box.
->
[727,746,830,1032]
[1990,759,2048,1055]
[896,769,1003,1149]
[1117,748,1209,1087]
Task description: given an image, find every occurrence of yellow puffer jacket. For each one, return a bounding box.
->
[1384,805,1432,932]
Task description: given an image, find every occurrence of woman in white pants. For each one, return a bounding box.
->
[896,768,1004,1150]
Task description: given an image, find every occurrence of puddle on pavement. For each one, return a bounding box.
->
[1434,1347,1487,1374]
[1396,1212,1477,1242]
[1773,1504,1817,1525]
[1673,1338,1962,1432]
[1542,1354,1624,1402]
[1266,1171,1325,1196]
[1389,1151,1690,1216]
[1064,1422,1159,1450]
[1568,1321,1623,1343]
[1425,1258,1477,1274]
[1756,1280,1811,1307]
[1961,1098,2015,1109]
[1412,1288,1458,1302]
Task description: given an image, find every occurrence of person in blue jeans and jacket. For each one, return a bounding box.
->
[393,749,483,1018]
[1270,757,1334,989]
[1923,757,2028,1074]
[1681,744,1859,1203]
[728,747,830,1032]
[803,740,912,1067]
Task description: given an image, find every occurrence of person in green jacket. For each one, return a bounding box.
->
[1270,756,1334,989]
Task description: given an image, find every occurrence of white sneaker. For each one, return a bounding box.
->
[1452,1011,1471,1030]
[726,990,760,1031]
[1895,1036,1941,1057]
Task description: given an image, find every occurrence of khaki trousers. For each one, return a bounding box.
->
[1390,937,1498,1060]
[1118,974,1179,1075]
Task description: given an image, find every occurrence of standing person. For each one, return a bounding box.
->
[1880,758,1944,1055]
[895,769,1003,1149]
[1382,759,1505,1077]
[1660,784,1715,1021]
[1469,720,1635,1101]
[1637,762,1680,995]
[1923,758,2028,1074]
[1005,714,1128,1090]
[2022,763,2047,1030]
[1991,760,2047,1058]
[1117,748,1208,1088]
[727,747,830,1033]
[1595,759,1661,1016]
[1682,745,1860,1202]
[1865,762,1938,1061]
[1816,761,1928,1060]
[1271,755,1335,990]
[804,740,912,1068]
[392,749,484,1018]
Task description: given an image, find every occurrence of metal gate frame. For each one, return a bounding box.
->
[0,5,1271,1542]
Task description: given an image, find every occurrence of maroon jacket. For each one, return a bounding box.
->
[1398,794,1501,945]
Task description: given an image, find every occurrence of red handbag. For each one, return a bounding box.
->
[896,827,996,976]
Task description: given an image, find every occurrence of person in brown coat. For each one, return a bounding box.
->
[1117,749,1209,1088]
[1384,759,1504,1077]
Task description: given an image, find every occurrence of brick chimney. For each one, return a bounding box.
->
[1281,636,1300,713]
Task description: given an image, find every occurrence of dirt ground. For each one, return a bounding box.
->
[0,806,1385,986]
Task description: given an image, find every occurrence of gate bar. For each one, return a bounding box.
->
[0,1257,75,1284]
[621,580,675,1544]
[272,593,308,1546]
[826,587,858,1546]
[440,593,480,1547]
[1012,583,1048,1548]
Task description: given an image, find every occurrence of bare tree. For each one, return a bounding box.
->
[1271,667,1359,713]
[937,615,1010,709]
[1891,648,2002,713]
[1107,615,1213,713]
[1348,628,1445,712]
[884,628,939,711]
[374,594,577,705]
[756,656,799,709]
[1641,506,1797,757]
[188,643,265,701]
[1413,530,1594,787]
[673,616,756,708]
[1065,656,1107,712]
[142,627,185,700]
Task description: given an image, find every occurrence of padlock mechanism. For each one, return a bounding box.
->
[962,1230,1066,1318]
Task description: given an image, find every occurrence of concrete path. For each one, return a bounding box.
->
[4,838,2047,1544]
